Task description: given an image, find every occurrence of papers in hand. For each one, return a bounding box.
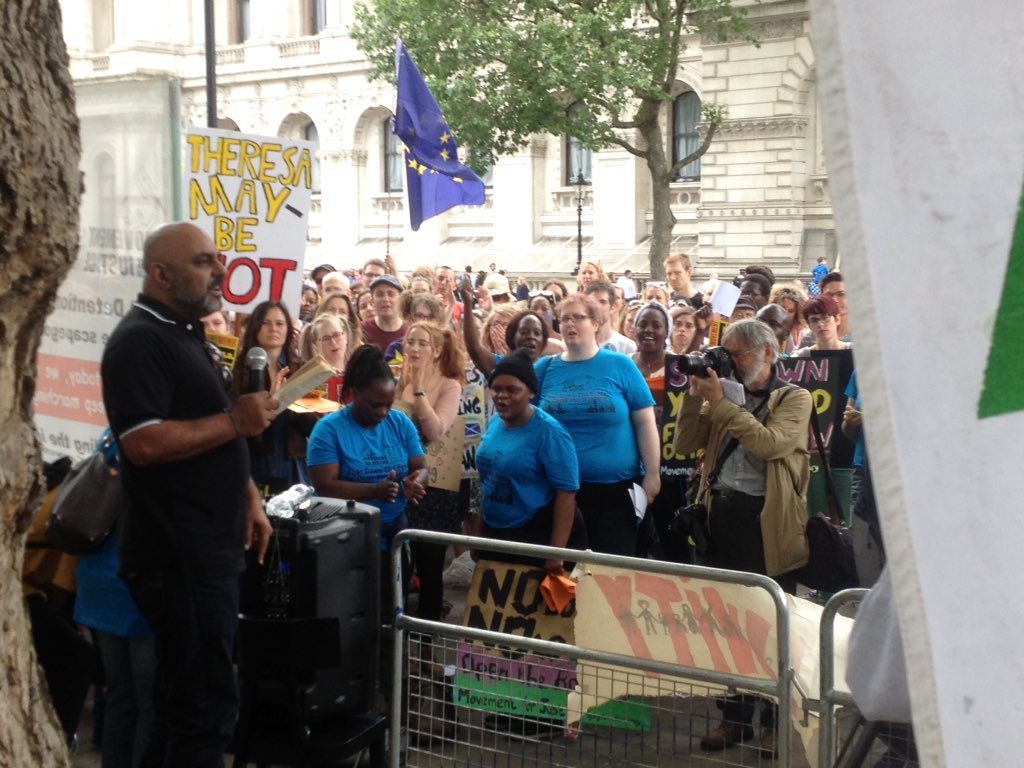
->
[273,356,336,415]
[629,482,649,520]
[710,281,741,317]
[721,379,746,406]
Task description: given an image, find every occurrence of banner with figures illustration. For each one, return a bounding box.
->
[185,126,314,318]
[810,2,1024,762]
[569,563,853,766]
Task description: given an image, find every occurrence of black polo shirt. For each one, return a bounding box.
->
[101,295,250,579]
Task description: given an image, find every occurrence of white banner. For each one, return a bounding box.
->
[811,2,1024,764]
[185,127,314,318]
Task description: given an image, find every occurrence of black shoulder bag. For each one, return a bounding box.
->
[791,406,859,591]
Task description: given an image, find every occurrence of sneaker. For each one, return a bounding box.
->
[759,729,779,759]
[700,722,754,751]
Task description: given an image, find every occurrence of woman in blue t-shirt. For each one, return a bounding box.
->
[307,345,427,551]
[476,350,584,572]
[536,293,661,556]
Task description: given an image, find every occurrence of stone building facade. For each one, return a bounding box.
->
[60,0,834,279]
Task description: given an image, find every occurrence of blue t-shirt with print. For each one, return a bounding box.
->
[844,370,867,468]
[537,349,655,483]
[307,406,424,523]
[476,408,580,529]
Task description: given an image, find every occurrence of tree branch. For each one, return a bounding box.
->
[670,118,718,175]
[605,133,650,159]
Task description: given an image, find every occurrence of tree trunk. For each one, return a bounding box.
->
[640,112,676,281]
[0,1,81,765]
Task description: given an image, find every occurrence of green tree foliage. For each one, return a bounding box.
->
[352,0,753,276]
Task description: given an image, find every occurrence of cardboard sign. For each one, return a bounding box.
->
[464,560,576,643]
[185,127,314,317]
[708,317,730,347]
[425,416,466,492]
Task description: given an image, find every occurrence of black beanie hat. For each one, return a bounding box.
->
[487,348,539,394]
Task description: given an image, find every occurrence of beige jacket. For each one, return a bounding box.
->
[674,383,811,576]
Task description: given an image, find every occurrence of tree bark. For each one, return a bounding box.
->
[640,108,676,281]
[0,1,81,765]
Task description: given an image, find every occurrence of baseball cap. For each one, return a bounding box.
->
[369,274,403,293]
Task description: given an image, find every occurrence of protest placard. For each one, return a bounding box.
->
[660,355,702,478]
[185,127,314,317]
[425,416,465,492]
[777,350,854,466]
[458,365,489,480]
[207,332,239,369]
[708,317,730,346]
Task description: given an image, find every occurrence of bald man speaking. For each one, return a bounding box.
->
[101,222,276,767]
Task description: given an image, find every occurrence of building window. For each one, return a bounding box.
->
[233,0,251,43]
[564,103,592,185]
[672,91,701,181]
[384,120,404,193]
[304,123,321,193]
[313,0,327,33]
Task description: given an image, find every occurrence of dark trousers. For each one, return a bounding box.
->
[127,572,240,768]
[576,480,639,556]
[704,489,792,730]
[94,630,157,768]
[411,541,447,621]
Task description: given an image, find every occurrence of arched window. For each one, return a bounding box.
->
[565,103,592,185]
[384,119,404,193]
[672,91,701,180]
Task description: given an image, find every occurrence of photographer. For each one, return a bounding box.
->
[673,318,811,757]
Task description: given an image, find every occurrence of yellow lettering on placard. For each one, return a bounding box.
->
[258,143,282,183]
[279,146,299,185]
[186,134,208,173]
[239,140,261,180]
[666,390,685,418]
[235,217,258,252]
[219,139,240,176]
[235,179,258,215]
[189,177,233,218]
[263,183,290,223]
[813,389,831,414]
[213,216,235,251]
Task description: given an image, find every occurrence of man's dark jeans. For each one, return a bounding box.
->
[127,571,240,768]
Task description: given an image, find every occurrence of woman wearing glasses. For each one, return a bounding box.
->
[536,293,660,556]
[300,313,353,371]
[789,295,850,357]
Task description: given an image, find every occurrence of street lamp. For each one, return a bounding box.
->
[573,169,587,275]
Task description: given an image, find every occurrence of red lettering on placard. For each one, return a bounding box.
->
[635,573,696,667]
[592,574,652,660]
[702,587,757,675]
[744,610,777,679]
[224,257,260,304]
[684,588,730,673]
[260,258,297,301]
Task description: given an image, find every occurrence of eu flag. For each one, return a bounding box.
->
[395,40,485,230]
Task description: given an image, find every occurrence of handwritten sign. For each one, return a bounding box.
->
[185,127,314,317]
[458,365,490,480]
[425,416,465,492]
[464,560,575,643]
[778,350,854,465]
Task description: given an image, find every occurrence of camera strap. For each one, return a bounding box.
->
[809,402,844,526]
[703,388,776,490]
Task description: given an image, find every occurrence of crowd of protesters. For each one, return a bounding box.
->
[26,228,887,765]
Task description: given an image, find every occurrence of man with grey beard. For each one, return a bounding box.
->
[673,318,811,758]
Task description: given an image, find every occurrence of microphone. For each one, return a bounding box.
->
[246,346,268,393]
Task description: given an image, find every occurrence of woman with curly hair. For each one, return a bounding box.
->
[769,282,808,354]
[576,260,606,293]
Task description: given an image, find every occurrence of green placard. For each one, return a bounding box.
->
[979,183,1024,418]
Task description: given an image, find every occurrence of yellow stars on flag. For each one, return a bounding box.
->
[407,156,428,175]
[440,148,451,161]
[440,131,451,144]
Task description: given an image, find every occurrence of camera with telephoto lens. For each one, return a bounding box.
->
[677,346,735,379]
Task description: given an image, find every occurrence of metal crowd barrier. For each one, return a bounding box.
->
[389,529,799,768]
[817,588,868,768]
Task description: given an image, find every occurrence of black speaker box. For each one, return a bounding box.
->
[240,497,380,721]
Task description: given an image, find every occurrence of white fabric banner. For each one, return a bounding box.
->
[810,3,1024,764]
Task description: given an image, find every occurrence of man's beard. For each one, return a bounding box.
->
[170,272,221,318]
[739,362,771,390]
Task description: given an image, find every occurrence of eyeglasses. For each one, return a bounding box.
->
[202,340,233,389]
[559,313,591,325]
[806,314,835,326]
[318,332,346,345]
[411,313,434,322]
